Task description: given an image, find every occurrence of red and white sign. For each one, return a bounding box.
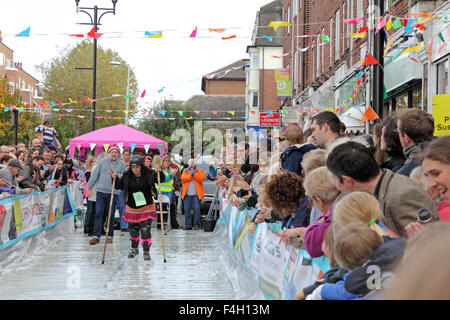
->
[260,112,281,127]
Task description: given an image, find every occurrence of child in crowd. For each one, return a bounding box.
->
[295,223,347,300]
[331,191,406,298]
[34,119,61,149]
[320,223,385,300]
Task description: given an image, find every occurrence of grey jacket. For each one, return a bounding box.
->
[375,169,439,237]
[0,166,29,195]
[87,158,126,195]
[19,166,45,191]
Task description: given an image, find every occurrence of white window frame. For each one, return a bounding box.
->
[330,18,333,66]
[316,34,320,76]
[8,82,15,95]
[335,9,340,61]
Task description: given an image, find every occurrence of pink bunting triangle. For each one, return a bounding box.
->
[375,16,387,35]
[194,110,200,115]
[141,90,146,98]
[190,26,198,38]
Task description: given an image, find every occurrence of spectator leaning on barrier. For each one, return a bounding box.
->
[19,156,48,192]
[302,167,340,258]
[326,141,439,238]
[296,223,347,300]
[310,111,341,149]
[263,171,310,247]
[396,108,434,177]
[320,223,385,300]
[0,160,32,195]
[331,191,406,298]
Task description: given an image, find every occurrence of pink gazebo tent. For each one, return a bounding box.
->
[69,124,168,157]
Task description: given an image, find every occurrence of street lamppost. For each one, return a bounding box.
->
[110,61,130,126]
[74,0,118,132]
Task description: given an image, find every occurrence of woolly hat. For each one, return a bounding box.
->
[107,145,120,153]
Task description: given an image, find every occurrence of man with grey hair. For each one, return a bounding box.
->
[87,145,126,245]
[0,160,32,195]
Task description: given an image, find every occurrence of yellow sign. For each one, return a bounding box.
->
[275,68,290,81]
[432,94,450,136]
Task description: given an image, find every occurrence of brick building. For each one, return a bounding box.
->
[275,0,443,132]
[0,36,43,107]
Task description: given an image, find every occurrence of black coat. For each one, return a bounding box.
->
[114,167,164,209]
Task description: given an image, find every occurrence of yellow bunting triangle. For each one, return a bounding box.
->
[268,21,292,31]
[104,144,109,152]
[400,42,424,56]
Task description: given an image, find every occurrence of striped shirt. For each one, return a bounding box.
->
[34,125,58,146]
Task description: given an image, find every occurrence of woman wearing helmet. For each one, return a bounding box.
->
[113,155,164,260]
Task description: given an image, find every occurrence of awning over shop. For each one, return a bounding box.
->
[339,106,366,132]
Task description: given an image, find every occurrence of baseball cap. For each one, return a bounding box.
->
[8,159,23,169]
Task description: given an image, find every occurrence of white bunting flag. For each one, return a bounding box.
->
[117,142,124,153]
[144,144,150,153]
[90,143,96,151]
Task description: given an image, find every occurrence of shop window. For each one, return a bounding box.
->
[412,88,422,109]
[395,93,408,110]
[437,59,449,94]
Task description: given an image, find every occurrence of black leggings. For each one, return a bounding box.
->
[129,219,152,248]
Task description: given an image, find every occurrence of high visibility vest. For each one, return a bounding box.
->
[156,169,174,193]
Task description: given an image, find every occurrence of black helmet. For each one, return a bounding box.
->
[129,155,143,167]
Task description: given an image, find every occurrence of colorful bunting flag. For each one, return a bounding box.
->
[208,28,226,33]
[117,142,124,153]
[227,111,235,116]
[400,42,424,56]
[157,87,165,93]
[124,94,131,100]
[103,144,110,152]
[350,32,367,38]
[386,19,393,31]
[145,31,163,38]
[69,33,85,38]
[15,26,30,37]
[360,106,379,123]
[362,53,379,65]
[221,35,236,40]
[268,21,292,31]
[321,34,330,41]
[87,27,103,39]
[343,17,365,24]
[194,110,200,115]
[260,35,273,42]
[130,144,136,152]
[90,143,96,151]
[392,18,402,29]
[178,111,183,117]
[157,144,164,153]
[190,26,198,38]
[141,90,146,98]
[105,110,112,113]
[159,110,166,116]
[375,16,387,35]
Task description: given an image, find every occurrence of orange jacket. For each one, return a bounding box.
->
[181,166,205,200]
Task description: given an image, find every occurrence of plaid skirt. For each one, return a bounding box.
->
[123,203,157,223]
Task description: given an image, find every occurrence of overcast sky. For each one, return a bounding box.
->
[0,0,272,106]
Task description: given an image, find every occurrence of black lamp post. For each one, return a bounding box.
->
[74,0,118,132]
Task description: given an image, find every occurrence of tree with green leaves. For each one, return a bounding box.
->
[37,39,139,147]
[137,100,211,151]
[0,78,41,145]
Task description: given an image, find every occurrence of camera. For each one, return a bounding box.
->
[417,208,439,224]
[236,189,249,198]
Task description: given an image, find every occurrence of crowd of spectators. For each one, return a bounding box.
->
[211,109,449,300]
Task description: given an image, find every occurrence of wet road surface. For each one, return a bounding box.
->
[0,216,235,300]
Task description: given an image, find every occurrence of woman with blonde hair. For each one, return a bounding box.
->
[333,191,406,299]
[332,191,397,238]
[302,167,340,257]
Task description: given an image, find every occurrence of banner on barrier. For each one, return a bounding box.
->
[0,186,76,250]
[217,199,331,300]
